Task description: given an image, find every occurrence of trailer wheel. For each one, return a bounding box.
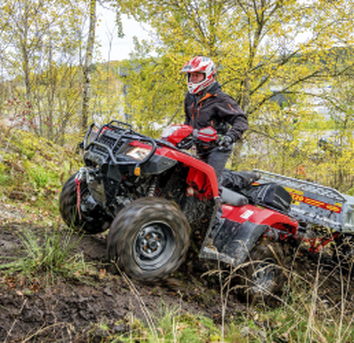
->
[107,197,191,283]
[333,234,354,272]
[237,240,287,305]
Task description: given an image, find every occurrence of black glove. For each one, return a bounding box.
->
[218,135,233,149]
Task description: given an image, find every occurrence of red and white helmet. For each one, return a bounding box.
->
[181,56,216,94]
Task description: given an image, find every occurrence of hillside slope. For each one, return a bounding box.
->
[1,124,354,342]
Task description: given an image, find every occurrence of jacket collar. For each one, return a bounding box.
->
[197,81,220,104]
[206,81,220,95]
[187,81,221,104]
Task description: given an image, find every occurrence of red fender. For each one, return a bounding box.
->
[222,204,298,235]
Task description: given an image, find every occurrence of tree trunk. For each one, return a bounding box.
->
[82,0,96,133]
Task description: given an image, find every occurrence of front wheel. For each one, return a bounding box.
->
[237,240,287,305]
[107,197,191,283]
[59,173,112,234]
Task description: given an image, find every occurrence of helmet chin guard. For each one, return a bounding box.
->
[181,56,216,94]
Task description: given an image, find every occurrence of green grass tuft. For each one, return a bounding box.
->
[0,226,91,284]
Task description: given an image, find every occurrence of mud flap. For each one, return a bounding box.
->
[219,221,269,267]
[199,217,269,268]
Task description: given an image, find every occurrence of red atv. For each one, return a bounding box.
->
[60,121,352,301]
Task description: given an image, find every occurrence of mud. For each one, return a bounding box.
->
[1,202,354,342]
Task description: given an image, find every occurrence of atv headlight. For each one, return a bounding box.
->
[125,146,151,161]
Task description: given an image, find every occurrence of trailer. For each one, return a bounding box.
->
[254,169,354,253]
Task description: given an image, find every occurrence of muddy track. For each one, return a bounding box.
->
[0,218,244,342]
[1,203,354,342]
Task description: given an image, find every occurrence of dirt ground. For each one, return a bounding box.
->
[1,202,354,342]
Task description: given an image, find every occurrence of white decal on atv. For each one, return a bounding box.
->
[240,210,254,219]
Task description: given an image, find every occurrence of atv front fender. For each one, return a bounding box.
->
[200,219,269,268]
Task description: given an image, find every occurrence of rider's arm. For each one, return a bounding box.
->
[215,93,248,142]
[184,96,192,126]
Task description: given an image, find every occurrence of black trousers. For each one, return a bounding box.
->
[198,146,232,233]
[198,146,232,185]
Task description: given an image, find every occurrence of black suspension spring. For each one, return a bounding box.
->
[147,176,159,197]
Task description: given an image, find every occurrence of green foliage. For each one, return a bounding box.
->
[153,305,220,342]
[0,227,89,284]
[90,61,125,124]
[0,163,10,186]
[119,55,185,135]
[112,0,354,192]
[0,173,10,186]
[111,308,221,343]
[0,125,81,213]
[0,0,89,143]
[25,164,53,188]
[117,0,354,121]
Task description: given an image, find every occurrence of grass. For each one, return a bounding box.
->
[2,216,353,343]
[26,165,53,188]
[0,225,92,284]
[2,222,354,342]
[101,247,354,343]
[0,124,80,218]
[2,122,354,341]
[97,310,222,343]
[1,224,351,343]
[78,287,354,342]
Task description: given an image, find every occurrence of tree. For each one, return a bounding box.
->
[82,0,97,132]
[0,0,89,142]
[115,0,354,186]
[117,0,354,115]
[315,75,354,191]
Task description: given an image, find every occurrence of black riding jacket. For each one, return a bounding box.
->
[183,81,248,142]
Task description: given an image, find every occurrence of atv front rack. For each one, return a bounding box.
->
[83,121,157,167]
[253,169,354,233]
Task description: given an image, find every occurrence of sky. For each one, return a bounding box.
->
[96,5,152,62]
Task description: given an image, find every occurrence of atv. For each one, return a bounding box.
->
[59,120,354,303]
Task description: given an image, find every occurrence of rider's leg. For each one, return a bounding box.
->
[199,147,232,243]
[221,169,261,191]
[199,147,231,185]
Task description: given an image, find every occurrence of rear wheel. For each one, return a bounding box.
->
[59,173,112,234]
[237,240,287,305]
[107,197,191,282]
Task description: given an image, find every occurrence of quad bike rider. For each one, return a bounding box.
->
[180,55,249,236]
[59,121,298,303]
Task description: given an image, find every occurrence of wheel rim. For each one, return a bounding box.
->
[133,221,176,270]
[251,258,277,293]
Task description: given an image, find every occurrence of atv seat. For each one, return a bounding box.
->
[221,187,249,207]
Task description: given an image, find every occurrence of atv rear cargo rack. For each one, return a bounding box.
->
[253,169,354,233]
